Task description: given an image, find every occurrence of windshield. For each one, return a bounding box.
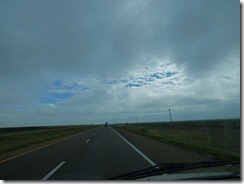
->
[0,0,240,182]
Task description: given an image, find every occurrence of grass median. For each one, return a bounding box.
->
[115,119,240,161]
[0,125,97,154]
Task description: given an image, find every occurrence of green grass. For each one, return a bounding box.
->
[0,125,97,154]
[115,119,240,161]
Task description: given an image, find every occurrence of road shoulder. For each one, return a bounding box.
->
[113,126,212,164]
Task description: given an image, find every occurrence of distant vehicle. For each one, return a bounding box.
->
[104,122,108,127]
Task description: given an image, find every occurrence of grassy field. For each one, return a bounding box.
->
[115,119,240,161]
[0,125,98,154]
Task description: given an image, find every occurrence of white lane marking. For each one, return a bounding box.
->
[86,139,90,143]
[110,127,156,167]
[41,161,65,180]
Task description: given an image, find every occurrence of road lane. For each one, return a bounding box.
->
[48,126,152,180]
[0,126,103,180]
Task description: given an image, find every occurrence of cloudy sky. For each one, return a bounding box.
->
[0,0,240,127]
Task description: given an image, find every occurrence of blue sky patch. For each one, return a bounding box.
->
[125,83,143,88]
[165,72,176,78]
[40,92,74,104]
[105,80,120,85]
[39,78,85,104]
[150,73,163,79]
[54,79,63,86]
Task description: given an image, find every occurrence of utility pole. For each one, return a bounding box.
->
[136,116,137,123]
[168,108,172,123]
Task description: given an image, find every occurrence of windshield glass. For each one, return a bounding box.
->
[0,0,240,181]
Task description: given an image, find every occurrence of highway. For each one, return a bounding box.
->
[0,125,210,180]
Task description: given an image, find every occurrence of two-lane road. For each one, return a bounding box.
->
[0,126,154,180]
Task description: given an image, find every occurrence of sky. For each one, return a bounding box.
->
[0,0,240,127]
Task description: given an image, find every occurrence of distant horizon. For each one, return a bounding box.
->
[0,117,240,128]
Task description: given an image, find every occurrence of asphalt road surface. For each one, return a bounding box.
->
[0,125,210,180]
[0,126,154,180]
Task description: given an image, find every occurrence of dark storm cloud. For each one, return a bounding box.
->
[0,0,239,79]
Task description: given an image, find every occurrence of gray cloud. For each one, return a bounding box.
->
[0,0,240,127]
[0,0,239,77]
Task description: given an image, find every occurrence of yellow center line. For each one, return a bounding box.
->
[0,132,83,164]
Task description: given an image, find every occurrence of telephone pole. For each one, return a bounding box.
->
[168,108,172,123]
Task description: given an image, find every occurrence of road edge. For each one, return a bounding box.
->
[109,126,157,167]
